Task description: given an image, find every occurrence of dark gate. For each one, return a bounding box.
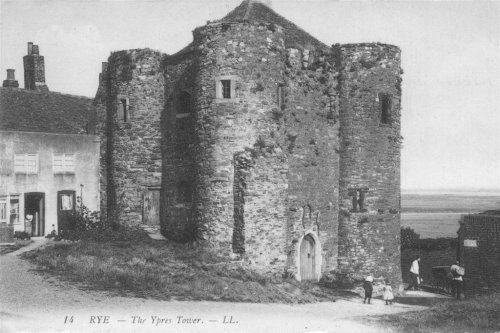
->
[57,190,76,233]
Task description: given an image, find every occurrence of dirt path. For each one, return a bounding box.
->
[0,254,424,333]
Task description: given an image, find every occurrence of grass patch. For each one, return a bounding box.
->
[21,230,350,303]
[377,293,500,333]
[0,240,32,255]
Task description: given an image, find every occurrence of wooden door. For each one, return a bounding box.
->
[143,189,160,226]
[300,235,316,281]
[24,192,45,236]
[57,190,75,233]
[39,195,45,236]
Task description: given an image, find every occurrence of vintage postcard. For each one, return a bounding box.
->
[1,1,499,332]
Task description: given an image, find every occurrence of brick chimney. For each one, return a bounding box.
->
[2,69,19,88]
[23,42,48,92]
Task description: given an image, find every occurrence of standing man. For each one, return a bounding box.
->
[407,255,421,291]
[450,260,465,300]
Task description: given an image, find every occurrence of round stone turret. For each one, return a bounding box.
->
[102,48,164,226]
[335,43,403,292]
[161,20,287,252]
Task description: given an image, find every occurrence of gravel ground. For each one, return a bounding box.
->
[0,248,426,333]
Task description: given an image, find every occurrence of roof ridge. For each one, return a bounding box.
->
[243,0,254,20]
[220,0,327,50]
[0,87,93,100]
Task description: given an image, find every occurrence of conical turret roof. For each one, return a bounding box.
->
[220,0,326,50]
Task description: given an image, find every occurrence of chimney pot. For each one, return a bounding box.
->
[3,69,19,88]
[28,42,33,55]
[6,69,15,80]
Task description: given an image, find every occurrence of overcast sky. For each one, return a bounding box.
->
[1,0,499,192]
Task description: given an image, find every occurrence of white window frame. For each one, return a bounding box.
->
[53,154,76,173]
[14,154,39,174]
[0,197,7,224]
[9,195,20,225]
[215,75,238,102]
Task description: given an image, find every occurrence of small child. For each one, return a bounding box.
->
[383,280,394,305]
[363,276,374,304]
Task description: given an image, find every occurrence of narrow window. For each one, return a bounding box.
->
[349,190,358,212]
[0,198,6,224]
[277,84,285,109]
[358,190,365,211]
[119,98,129,122]
[179,91,191,114]
[380,93,391,124]
[9,196,19,224]
[221,80,231,99]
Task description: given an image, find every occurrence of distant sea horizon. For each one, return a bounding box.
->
[401,190,499,238]
[402,188,500,196]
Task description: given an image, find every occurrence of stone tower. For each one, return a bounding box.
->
[96,0,403,286]
[23,42,48,92]
[335,43,403,290]
[97,49,164,226]
[161,0,340,280]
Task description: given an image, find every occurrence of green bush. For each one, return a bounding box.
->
[57,199,147,243]
[14,231,31,240]
[401,226,458,251]
[401,227,420,250]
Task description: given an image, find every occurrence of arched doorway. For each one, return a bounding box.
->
[300,234,316,281]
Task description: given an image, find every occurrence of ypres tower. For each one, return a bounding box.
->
[94,0,403,289]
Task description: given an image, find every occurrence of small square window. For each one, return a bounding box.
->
[221,80,231,99]
[215,76,237,101]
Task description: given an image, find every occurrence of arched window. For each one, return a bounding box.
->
[179,91,191,114]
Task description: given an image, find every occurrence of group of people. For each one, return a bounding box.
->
[362,255,465,304]
[362,276,394,305]
[406,255,465,299]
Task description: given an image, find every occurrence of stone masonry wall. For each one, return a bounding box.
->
[458,215,500,295]
[161,53,198,241]
[234,149,288,276]
[283,47,340,277]
[104,49,164,226]
[166,21,288,254]
[94,66,108,218]
[336,43,403,291]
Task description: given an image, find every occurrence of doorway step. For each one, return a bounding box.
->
[139,224,166,241]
